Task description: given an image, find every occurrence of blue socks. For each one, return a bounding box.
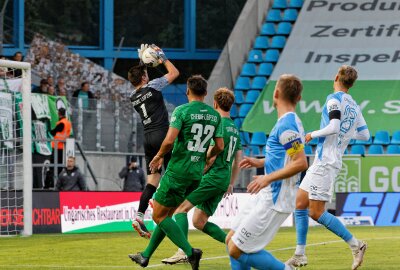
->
[236,250,285,270]
[318,211,353,241]
[295,209,309,246]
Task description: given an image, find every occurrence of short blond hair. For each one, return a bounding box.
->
[276,74,303,105]
[214,87,235,112]
[337,65,358,89]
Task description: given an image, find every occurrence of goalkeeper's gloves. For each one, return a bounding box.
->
[150,44,168,64]
[137,44,149,61]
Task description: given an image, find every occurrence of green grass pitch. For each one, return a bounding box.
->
[0,226,399,269]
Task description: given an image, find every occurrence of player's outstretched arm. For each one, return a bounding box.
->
[247,150,308,194]
[150,44,179,83]
[239,156,265,169]
[149,127,179,173]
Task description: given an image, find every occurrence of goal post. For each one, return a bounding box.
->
[0,59,32,236]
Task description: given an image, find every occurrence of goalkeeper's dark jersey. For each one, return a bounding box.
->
[130,77,170,134]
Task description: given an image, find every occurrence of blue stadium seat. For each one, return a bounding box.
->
[354,137,372,145]
[282,9,298,21]
[276,22,292,35]
[260,23,276,36]
[251,76,268,90]
[350,145,366,155]
[266,9,282,22]
[368,144,384,154]
[387,144,400,154]
[235,77,251,90]
[240,132,251,145]
[245,90,260,103]
[344,148,349,155]
[248,49,263,63]
[391,130,400,144]
[241,63,257,77]
[234,118,243,129]
[230,105,238,118]
[258,63,273,76]
[254,36,269,49]
[289,0,304,8]
[239,104,253,117]
[304,145,313,155]
[373,130,390,145]
[250,145,262,156]
[270,36,287,49]
[243,147,251,156]
[265,49,280,62]
[235,91,245,104]
[272,0,287,9]
[251,132,267,146]
[349,139,356,145]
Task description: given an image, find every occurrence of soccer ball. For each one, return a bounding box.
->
[141,47,160,67]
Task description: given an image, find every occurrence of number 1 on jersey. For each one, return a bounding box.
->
[140,103,148,118]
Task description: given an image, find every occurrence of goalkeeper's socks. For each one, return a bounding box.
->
[142,225,166,258]
[237,250,285,270]
[138,184,157,214]
[158,217,193,257]
[202,222,227,243]
[318,211,353,242]
[295,209,309,255]
[174,213,189,239]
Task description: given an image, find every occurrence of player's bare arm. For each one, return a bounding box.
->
[206,137,224,161]
[247,150,308,194]
[239,156,265,169]
[149,127,179,173]
[224,150,242,198]
[149,44,179,83]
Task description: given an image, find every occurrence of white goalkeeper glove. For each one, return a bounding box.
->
[137,44,149,60]
[150,44,168,64]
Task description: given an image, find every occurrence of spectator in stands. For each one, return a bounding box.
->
[12,52,23,78]
[32,79,49,94]
[119,157,146,192]
[73,82,95,109]
[48,85,56,96]
[47,75,55,88]
[50,108,72,176]
[56,77,67,97]
[55,156,87,191]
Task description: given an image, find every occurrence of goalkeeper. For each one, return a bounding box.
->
[128,44,179,239]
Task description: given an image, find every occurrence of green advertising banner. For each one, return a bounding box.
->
[334,156,400,193]
[242,80,400,134]
[47,96,69,129]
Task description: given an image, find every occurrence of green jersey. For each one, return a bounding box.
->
[167,101,223,181]
[204,117,242,190]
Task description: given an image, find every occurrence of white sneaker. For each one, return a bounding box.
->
[352,240,367,270]
[161,249,188,265]
[286,254,308,267]
[285,263,300,270]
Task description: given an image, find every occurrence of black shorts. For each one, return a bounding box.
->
[144,128,171,174]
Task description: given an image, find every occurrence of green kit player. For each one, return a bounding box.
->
[162,87,242,265]
[129,75,224,270]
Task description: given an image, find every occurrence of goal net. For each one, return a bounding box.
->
[0,59,32,236]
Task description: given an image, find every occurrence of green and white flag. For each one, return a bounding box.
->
[32,94,51,120]
[0,92,13,149]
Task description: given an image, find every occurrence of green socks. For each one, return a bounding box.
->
[159,217,193,257]
[174,213,189,239]
[142,225,165,258]
[203,221,227,243]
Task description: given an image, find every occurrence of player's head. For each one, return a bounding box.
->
[187,75,207,98]
[273,74,302,107]
[58,108,66,118]
[128,64,149,87]
[213,87,235,112]
[335,65,358,90]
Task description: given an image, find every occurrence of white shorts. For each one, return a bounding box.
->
[231,194,290,253]
[299,164,339,201]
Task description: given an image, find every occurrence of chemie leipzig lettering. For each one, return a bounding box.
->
[307,0,400,12]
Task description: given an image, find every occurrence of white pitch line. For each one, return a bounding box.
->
[2,236,400,269]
